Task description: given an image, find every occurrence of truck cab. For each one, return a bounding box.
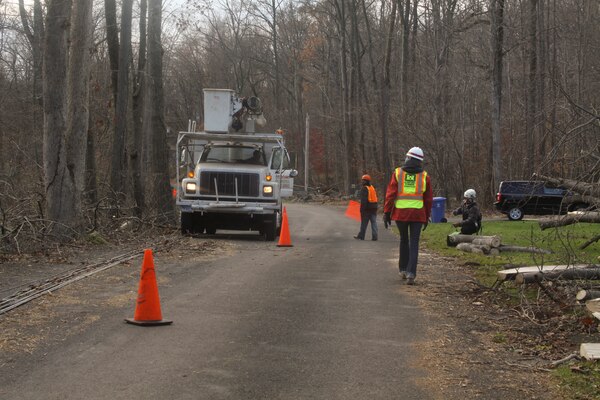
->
[175,89,297,240]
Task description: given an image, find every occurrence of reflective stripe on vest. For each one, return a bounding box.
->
[395,168,427,209]
[367,185,378,203]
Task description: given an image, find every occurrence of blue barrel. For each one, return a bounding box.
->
[431,197,447,223]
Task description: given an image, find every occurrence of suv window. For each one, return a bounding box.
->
[500,181,546,195]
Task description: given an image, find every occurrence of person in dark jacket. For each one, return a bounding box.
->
[452,189,482,235]
[383,147,433,285]
[354,174,379,241]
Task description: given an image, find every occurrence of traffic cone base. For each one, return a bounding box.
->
[277,207,293,247]
[125,249,172,327]
[125,317,172,326]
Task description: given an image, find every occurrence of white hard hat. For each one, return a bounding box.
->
[464,189,476,199]
[406,147,424,161]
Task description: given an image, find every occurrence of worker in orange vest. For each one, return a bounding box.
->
[354,174,379,241]
[383,147,433,285]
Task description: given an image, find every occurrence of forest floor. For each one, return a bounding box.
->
[1,223,598,399]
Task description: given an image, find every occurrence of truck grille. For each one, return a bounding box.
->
[199,172,260,197]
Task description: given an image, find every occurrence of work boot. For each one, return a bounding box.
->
[353,236,364,240]
[399,271,407,280]
[406,277,415,285]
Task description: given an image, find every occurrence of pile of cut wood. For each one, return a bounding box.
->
[578,290,600,360]
[496,264,600,360]
[447,233,552,256]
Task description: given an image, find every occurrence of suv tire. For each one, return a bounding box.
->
[508,207,524,221]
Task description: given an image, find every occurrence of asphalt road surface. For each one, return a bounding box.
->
[1,203,432,400]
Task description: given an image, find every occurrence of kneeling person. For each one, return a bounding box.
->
[452,189,482,235]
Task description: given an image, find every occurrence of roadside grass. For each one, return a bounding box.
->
[554,362,600,400]
[420,220,600,286]
[419,219,600,399]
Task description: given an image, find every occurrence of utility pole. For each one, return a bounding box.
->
[304,114,309,194]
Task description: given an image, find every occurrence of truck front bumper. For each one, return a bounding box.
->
[177,199,279,214]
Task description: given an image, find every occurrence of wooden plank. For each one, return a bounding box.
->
[580,343,600,360]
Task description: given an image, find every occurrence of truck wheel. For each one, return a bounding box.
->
[508,207,524,221]
[181,212,194,234]
[276,210,282,236]
[264,218,276,241]
[205,227,217,235]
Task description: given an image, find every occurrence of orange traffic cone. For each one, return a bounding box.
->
[277,207,293,247]
[125,249,172,326]
[344,200,361,222]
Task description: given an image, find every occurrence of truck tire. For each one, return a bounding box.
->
[205,227,217,235]
[276,209,282,236]
[263,218,276,241]
[181,212,194,234]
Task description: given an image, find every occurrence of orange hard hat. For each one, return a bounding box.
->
[361,174,371,181]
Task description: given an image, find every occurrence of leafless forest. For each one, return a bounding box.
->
[0,0,598,246]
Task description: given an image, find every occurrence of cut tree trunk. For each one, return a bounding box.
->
[580,343,600,360]
[497,264,591,281]
[456,242,491,255]
[447,234,501,247]
[576,289,600,302]
[498,245,552,254]
[539,212,600,230]
[472,236,502,248]
[515,265,600,284]
[585,298,600,314]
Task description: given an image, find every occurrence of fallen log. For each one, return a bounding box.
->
[497,264,565,281]
[498,245,552,254]
[456,242,489,255]
[447,234,501,247]
[515,265,600,285]
[472,236,501,248]
[576,289,600,302]
[536,174,600,199]
[539,212,600,230]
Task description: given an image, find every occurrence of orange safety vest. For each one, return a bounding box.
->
[367,185,378,203]
[394,168,427,209]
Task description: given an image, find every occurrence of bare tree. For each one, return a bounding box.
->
[109,0,133,208]
[144,0,174,220]
[490,0,505,191]
[130,0,148,217]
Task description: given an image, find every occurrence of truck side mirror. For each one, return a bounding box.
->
[289,169,298,177]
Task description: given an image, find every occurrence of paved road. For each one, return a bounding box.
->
[1,203,430,399]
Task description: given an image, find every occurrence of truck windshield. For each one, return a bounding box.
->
[200,146,266,165]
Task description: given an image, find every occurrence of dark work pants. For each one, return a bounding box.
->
[396,221,423,279]
[460,222,478,235]
[357,213,378,240]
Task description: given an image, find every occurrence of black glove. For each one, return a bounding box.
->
[422,222,428,231]
[383,212,391,229]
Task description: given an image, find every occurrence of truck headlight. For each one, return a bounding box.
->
[185,182,197,193]
[263,185,273,196]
